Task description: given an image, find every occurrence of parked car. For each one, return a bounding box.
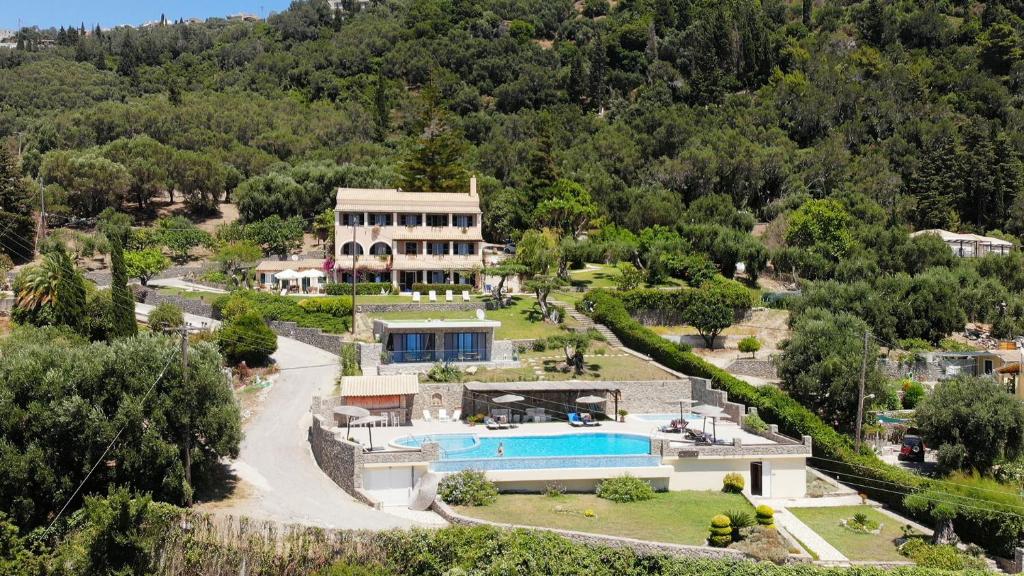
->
[899,435,926,462]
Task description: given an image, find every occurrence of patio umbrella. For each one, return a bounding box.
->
[666,398,698,423]
[334,405,370,438]
[351,415,387,450]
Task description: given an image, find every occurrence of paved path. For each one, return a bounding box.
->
[134,303,431,530]
[773,507,849,562]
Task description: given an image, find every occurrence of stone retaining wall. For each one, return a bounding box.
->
[725,358,778,380]
[432,499,747,560]
[355,302,483,313]
[268,321,345,354]
[142,292,215,318]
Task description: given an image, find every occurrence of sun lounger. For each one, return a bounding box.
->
[412,291,421,303]
[567,413,585,427]
[451,409,462,422]
[438,408,449,422]
[422,410,432,423]
[428,290,437,302]
[445,290,454,302]
[581,413,601,427]
[462,290,470,301]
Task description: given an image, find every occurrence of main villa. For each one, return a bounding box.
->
[333,177,485,291]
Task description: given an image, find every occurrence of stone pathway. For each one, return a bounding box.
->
[772,507,849,562]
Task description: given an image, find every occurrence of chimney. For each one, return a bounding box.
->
[469,175,477,197]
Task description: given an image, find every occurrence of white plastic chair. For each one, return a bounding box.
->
[429,290,437,302]
[438,408,449,422]
[422,409,432,422]
[445,290,454,302]
[461,290,470,301]
[412,291,421,303]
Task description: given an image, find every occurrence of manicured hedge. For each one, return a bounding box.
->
[581,289,1024,557]
[324,282,394,296]
[411,283,472,294]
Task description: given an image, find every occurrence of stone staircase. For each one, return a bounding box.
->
[554,299,624,349]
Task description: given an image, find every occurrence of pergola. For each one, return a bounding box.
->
[463,381,622,421]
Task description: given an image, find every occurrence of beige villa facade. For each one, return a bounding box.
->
[334,178,485,291]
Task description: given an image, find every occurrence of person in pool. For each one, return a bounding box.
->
[497,441,505,457]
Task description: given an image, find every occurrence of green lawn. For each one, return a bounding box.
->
[368,296,574,340]
[464,344,678,383]
[455,491,752,546]
[789,506,914,561]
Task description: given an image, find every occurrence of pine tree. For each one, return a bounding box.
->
[588,36,607,112]
[107,222,138,339]
[373,68,389,141]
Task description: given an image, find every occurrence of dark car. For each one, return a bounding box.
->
[899,435,926,462]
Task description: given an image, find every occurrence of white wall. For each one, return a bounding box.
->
[666,456,806,498]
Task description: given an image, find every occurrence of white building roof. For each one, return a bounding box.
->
[336,188,481,213]
[341,375,419,397]
[911,229,1014,247]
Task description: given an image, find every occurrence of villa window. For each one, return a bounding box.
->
[399,214,422,226]
[453,214,474,228]
[426,242,449,255]
[426,213,449,227]
[340,212,364,226]
[369,213,392,226]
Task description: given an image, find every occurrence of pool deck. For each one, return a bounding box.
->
[347,416,777,451]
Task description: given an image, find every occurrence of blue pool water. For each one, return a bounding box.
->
[394,432,651,459]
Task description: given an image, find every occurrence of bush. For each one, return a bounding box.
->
[738,336,761,358]
[900,538,988,571]
[340,342,361,376]
[218,312,278,365]
[437,470,497,506]
[755,504,775,526]
[595,474,655,502]
[411,283,468,294]
[902,380,926,409]
[148,302,183,330]
[743,412,768,433]
[325,282,394,296]
[709,514,732,547]
[722,473,744,494]
[427,362,461,383]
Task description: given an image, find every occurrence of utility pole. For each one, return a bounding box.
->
[855,329,870,453]
[350,214,357,334]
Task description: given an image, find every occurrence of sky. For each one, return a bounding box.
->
[0,0,293,30]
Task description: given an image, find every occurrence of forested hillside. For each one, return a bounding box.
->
[2,0,1023,243]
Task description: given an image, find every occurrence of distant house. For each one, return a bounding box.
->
[911,229,1014,257]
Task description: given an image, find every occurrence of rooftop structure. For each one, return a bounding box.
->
[911,229,1014,257]
[334,178,485,291]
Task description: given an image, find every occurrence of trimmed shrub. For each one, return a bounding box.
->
[325,282,394,296]
[579,289,1024,557]
[709,514,733,547]
[755,504,775,526]
[148,302,183,330]
[595,474,656,503]
[218,312,278,365]
[437,470,497,506]
[722,473,744,494]
[411,283,468,294]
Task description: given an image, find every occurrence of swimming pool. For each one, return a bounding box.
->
[394,432,652,459]
[392,432,660,472]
